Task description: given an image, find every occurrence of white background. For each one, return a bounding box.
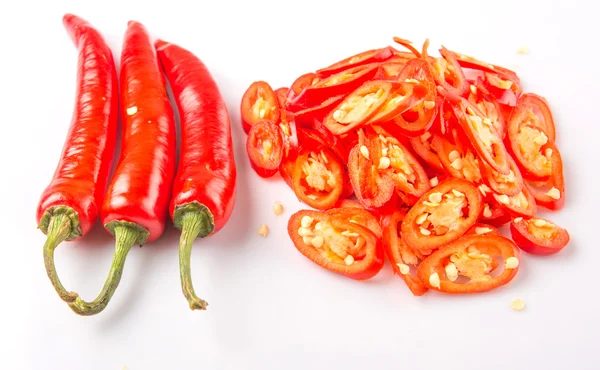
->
[0,0,599,369]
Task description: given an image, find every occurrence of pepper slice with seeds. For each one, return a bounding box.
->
[291,147,344,210]
[416,234,520,294]
[492,185,537,218]
[288,210,384,280]
[246,121,284,178]
[525,142,565,211]
[401,178,481,251]
[240,81,280,134]
[510,217,569,256]
[481,153,524,197]
[381,211,429,296]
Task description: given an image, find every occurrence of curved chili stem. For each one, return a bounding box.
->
[67,224,140,316]
[421,39,430,60]
[43,214,79,303]
[393,37,422,58]
[178,210,213,311]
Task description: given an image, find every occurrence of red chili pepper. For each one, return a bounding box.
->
[156,39,237,310]
[510,217,569,256]
[467,84,506,139]
[416,234,520,294]
[401,179,482,252]
[287,72,320,103]
[69,21,176,315]
[429,46,469,97]
[288,64,381,112]
[492,186,537,218]
[525,143,565,211]
[506,100,554,181]
[316,46,395,77]
[240,81,280,134]
[246,121,284,178]
[381,211,429,296]
[517,93,556,142]
[287,210,384,280]
[481,153,524,197]
[39,14,118,307]
[392,59,438,137]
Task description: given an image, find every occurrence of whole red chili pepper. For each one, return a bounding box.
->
[155,39,237,310]
[67,21,177,315]
[38,14,118,305]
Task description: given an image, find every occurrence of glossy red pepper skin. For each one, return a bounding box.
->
[37,14,118,239]
[102,21,176,242]
[156,40,237,235]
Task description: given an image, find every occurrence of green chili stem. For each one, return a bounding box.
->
[179,211,212,310]
[43,214,79,303]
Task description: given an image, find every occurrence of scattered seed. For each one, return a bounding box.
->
[452,189,465,197]
[445,263,458,282]
[126,106,138,115]
[497,194,510,205]
[429,192,443,203]
[517,46,529,55]
[511,298,526,311]
[513,217,523,223]
[448,150,461,162]
[273,201,284,216]
[546,187,561,200]
[258,224,269,237]
[423,100,436,110]
[483,205,492,218]
[450,158,464,170]
[397,263,410,275]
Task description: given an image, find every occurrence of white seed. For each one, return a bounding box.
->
[333,110,345,121]
[497,194,510,205]
[533,219,547,227]
[298,227,313,237]
[360,145,370,159]
[452,189,465,197]
[258,224,269,237]
[482,117,492,126]
[450,158,464,170]
[466,107,475,116]
[126,106,138,115]
[429,272,441,289]
[381,148,389,157]
[505,257,519,269]
[420,227,432,236]
[475,227,492,235]
[448,150,461,162]
[311,235,324,248]
[533,132,548,146]
[273,201,284,216]
[405,78,420,84]
[517,46,529,55]
[416,213,428,225]
[344,255,355,265]
[259,109,266,118]
[397,263,410,275]
[314,222,324,231]
[545,148,553,158]
[445,263,458,282]
[483,205,492,218]
[546,187,561,200]
[470,85,477,94]
[430,177,439,187]
[423,100,436,110]
[301,216,314,228]
[429,192,443,203]
[378,156,391,170]
[423,201,439,207]
[303,236,313,245]
[511,298,526,311]
[513,217,523,223]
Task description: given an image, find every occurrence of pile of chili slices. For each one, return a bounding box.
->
[240,37,569,296]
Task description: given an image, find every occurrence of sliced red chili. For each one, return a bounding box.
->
[481,154,524,196]
[274,87,289,109]
[347,136,396,210]
[525,143,564,211]
[510,217,570,256]
[381,211,429,296]
[334,198,381,219]
[479,199,511,227]
[316,46,394,77]
[369,126,431,205]
[326,207,382,239]
[246,121,284,178]
[365,80,428,124]
[468,83,506,139]
[295,127,349,164]
[440,89,511,175]
[492,185,537,218]
[280,155,296,189]
[287,210,384,280]
[401,179,481,251]
[431,135,483,184]
[375,62,409,80]
[506,102,553,181]
[294,95,345,126]
[291,147,344,210]
[240,81,280,134]
[392,59,438,136]
[287,72,320,103]
[288,64,380,112]
[322,80,393,135]
[409,132,444,173]
[416,234,520,294]
[429,46,469,97]
[517,93,556,142]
